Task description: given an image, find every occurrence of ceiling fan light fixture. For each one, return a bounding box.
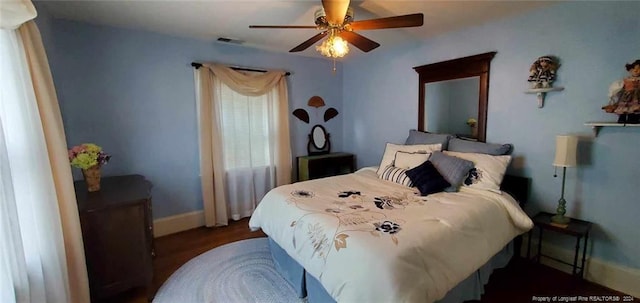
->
[249,1,423,61]
[316,31,349,58]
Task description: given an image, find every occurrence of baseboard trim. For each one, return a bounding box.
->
[520,234,640,298]
[153,211,205,238]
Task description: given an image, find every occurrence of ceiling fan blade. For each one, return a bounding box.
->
[350,13,424,31]
[339,31,380,52]
[249,25,317,29]
[290,31,328,52]
[322,0,350,25]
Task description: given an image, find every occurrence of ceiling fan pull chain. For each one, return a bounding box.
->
[332,58,337,74]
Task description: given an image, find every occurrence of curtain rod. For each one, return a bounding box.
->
[191,62,290,76]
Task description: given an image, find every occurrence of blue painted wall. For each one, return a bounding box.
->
[40,18,344,219]
[342,1,640,269]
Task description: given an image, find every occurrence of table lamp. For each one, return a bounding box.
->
[552,135,578,225]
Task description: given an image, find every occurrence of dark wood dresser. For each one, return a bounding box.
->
[74,174,154,302]
[297,152,355,181]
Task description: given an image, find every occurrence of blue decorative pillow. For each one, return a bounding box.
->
[429,151,475,192]
[405,160,451,196]
[447,138,513,155]
[404,130,453,150]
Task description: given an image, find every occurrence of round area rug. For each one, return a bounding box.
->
[153,237,304,303]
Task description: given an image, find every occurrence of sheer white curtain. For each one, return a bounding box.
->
[195,64,292,226]
[0,1,89,302]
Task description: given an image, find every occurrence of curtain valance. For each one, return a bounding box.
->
[203,63,286,97]
[0,0,37,29]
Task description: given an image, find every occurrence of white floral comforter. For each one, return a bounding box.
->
[249,167,533,303]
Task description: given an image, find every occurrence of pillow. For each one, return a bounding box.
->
[394,151,431,170]
[429,151,475,192]
[447,138,513,155]
[405,161,451,196]
[377,165,413,187]
[404,130,453,149]
[376,143,442,176]
[444,151,512,193]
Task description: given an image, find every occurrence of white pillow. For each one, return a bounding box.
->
[444,151,511,193]
[377,165,413,187]
[394,151,431,170]
[376,143,442,175]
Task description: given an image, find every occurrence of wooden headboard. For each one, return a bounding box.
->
[500,175,531,208]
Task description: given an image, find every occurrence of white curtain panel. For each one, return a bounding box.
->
[218,79,277,220]
[225,166,273,220]
[0,1,90,302]
[17,22,90,303]
[0,117,30,303]
[0,29,68,303]
[195,64,292,227]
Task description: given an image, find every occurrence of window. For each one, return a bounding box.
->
[195,64,291,226]
[218,83,276,169]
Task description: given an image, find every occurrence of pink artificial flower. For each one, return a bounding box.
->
[71,146,84,153]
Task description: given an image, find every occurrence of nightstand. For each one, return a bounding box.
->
[297,152,355,181]
[75,174,154,301]
[527,211,592,278]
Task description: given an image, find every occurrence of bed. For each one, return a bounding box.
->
[249,137,534,303]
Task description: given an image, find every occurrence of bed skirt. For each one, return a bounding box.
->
[268,237,514,303]
[268,238,306,298]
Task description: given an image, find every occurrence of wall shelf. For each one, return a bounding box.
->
[585,121,640,136]
[524,87,565,108]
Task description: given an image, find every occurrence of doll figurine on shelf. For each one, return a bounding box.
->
[603,59,640,123]
[528,56,559,89]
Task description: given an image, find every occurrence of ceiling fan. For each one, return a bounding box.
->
[249,0,424,57]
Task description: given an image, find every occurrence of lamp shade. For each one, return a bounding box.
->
[553,135,578,167]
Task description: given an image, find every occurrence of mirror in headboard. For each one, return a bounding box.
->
[413,52,496,142]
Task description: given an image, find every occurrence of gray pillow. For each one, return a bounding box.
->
[404,130,453,150]
[447,138,513,155]
[429,151,474,192]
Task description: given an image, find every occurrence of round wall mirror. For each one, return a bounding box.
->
[308,124,331,155]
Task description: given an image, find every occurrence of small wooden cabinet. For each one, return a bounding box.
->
[297,152,355,181]
[74,174,154,301]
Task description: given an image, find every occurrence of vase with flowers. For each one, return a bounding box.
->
[68,143,111,192]
[466,118,478,138]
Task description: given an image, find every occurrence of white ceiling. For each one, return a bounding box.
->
[36,0,554,59]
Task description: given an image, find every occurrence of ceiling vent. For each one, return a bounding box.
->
[216,37,244,45]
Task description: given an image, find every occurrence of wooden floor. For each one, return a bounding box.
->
[108,218,635,303]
